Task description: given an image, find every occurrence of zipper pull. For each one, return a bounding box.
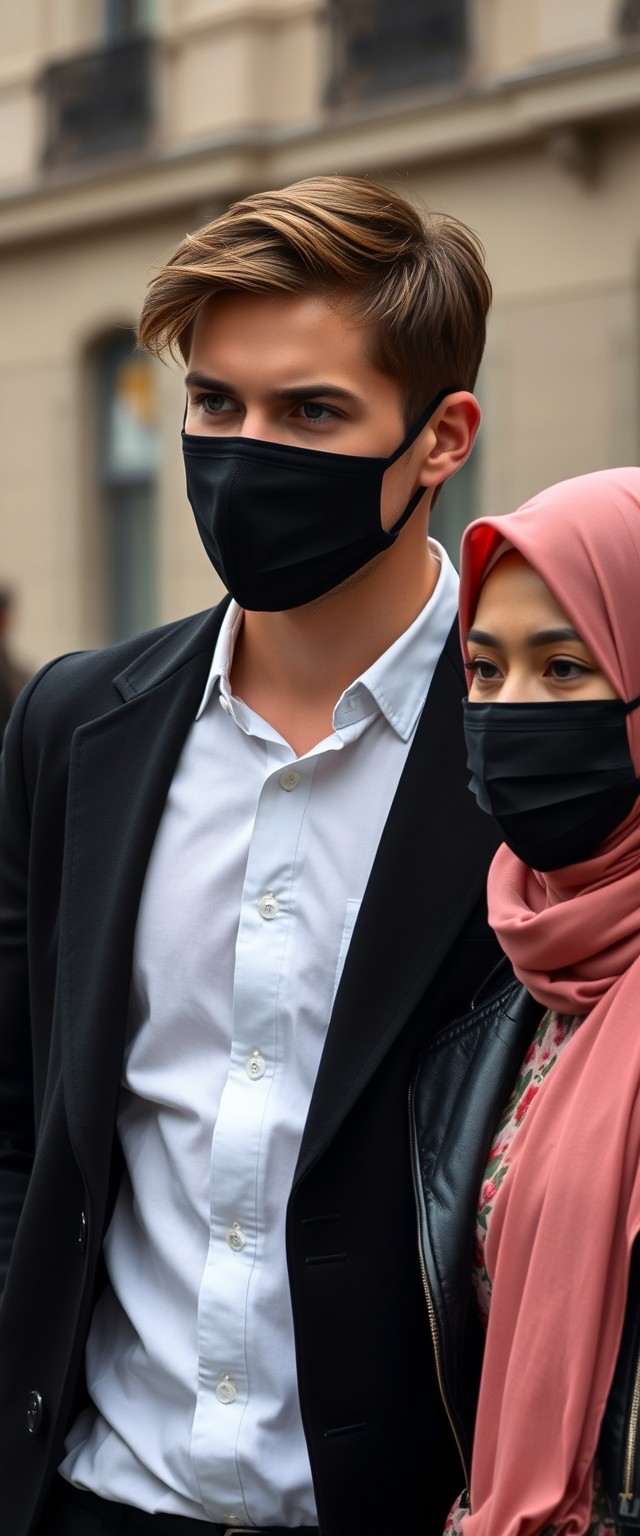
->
[619,1492,640,1520]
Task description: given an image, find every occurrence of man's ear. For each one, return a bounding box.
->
[417,391,481,488]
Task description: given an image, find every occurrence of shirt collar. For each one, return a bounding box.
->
[195,539,459,741]
[196,602,243,720]
[332,540,458,741]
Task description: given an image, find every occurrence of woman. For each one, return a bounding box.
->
[411,467,640,1536]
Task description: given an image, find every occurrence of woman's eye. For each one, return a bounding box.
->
[546,657,590,680]
[466,658,502,682]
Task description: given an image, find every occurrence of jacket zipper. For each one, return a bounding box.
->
[408,1085,471,1496]
[619,1347,640,1519]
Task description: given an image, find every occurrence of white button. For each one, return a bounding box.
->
[279,768,301,791]
[245,1049,266,1080]
[219,696,231,713]
[227,1222,246,1252]
[216,1375,238,1405]
[257,891,279,919]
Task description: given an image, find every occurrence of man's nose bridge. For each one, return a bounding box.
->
[241,408,283,442]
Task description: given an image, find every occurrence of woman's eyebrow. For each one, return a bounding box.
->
[466,628,497,645]
[466,626,582,646]
[528,628,582,646]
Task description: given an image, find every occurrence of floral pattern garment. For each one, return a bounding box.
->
[444,1007,620,1536]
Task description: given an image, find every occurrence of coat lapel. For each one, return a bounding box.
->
[296,624,500,1181]
[58,606,227,1192]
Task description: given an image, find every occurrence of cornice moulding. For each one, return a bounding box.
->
[0,46,638,249]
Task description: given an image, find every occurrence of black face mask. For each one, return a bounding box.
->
[181,390,448,611]
[463,696,640,871]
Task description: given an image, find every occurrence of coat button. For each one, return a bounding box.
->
[27,1390,43,1435]
[79,1210,87,1253]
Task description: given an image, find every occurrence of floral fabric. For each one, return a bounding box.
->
[444,1009,620,1535]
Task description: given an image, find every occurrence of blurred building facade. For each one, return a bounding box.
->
[0,0,639,663]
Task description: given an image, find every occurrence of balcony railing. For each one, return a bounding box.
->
[328,0,467,105]
[41,34,155,169]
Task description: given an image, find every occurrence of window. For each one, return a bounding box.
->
[41,14,155,168]
[617,0,640,37]
[328,0,467,106]
[97,332,158,641]
[103,0,155,41]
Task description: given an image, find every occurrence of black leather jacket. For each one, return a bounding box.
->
[410,961,640,1529]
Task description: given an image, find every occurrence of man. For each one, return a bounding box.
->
[0,176,500,1536]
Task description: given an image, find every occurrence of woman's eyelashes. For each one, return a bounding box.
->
[464,657,502,683]
[544,657,593,681]
[464,654,595,688]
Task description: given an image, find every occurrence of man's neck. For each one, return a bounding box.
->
[229,529,440,757]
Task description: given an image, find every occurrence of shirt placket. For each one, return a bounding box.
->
[191,743,314,1521]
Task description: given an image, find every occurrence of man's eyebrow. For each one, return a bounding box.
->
[466,626,582,646]
[183,371,360,404]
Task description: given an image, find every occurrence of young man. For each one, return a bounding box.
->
[0,177,500,1536]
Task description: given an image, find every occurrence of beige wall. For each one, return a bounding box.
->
[0,213,225,666]
[0,0,639,667]
[478,0,619,76]
[410,122,640,515]
[0,0,635,191]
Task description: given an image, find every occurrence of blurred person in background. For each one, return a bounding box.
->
[0,586,30,747]
[0,176,500,1536]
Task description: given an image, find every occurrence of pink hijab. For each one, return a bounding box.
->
[457,468,640,1535]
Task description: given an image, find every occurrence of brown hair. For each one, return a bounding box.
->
[138,175,491,422]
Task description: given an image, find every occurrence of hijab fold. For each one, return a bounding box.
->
[458,468,640,1535]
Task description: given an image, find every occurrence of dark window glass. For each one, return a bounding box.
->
[97,332,158,641]
[41,33,155,167]
[328,0,467,105]
[103,0,155,41]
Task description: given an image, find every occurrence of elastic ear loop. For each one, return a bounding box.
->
[384,386,454,538]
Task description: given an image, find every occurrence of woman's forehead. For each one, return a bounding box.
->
[472,551,572,629]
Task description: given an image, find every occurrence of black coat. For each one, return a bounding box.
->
[0,603,500,1536]
[411,965,640,1529]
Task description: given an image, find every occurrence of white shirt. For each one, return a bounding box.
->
[61,542,458,1526]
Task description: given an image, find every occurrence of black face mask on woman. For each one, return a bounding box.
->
[181,390,448,611]
[463,695,640,871]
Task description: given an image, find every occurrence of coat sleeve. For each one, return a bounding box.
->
[0,676,45,1291]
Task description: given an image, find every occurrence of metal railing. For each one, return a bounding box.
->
[328,0,467,105]
[41,34,155,169]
